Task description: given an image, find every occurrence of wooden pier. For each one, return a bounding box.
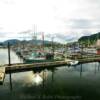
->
[0,56,100,85]
[76,56,100,64]
[2,56,100,73]
[0,67,5,85]
[5,61,68,73]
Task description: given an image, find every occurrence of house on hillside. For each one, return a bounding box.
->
[96,40,100,46]
[96,40,100,54]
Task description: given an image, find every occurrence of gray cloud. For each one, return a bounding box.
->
[67,19,93,29]
[45,33,81,42]
[81,31,91,36]
[66,19,100,30]
[0,32,8,38]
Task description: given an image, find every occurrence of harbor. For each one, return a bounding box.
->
[2,56,100,74]
[0,48,100,100]
[1,47,100,85]
[0,0,100,99]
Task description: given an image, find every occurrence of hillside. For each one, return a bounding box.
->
[3,39,20,45]
[78,32,100,45]
[1,39,59,46]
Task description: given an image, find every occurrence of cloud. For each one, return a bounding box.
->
[67,19,92,29]
[45,32,82,43]
[0,0,100,42]
[65,19,100,30]
[0,0,15,5]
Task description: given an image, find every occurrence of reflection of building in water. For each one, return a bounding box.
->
[27,68,55,86]
[33,73,43,85]
[41,70,48,79]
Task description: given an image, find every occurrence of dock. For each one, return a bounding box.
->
[5,61,68,73]
[3,57,100,73]
[76,56,100,64]
[0,57,100,85]
[0,67,5,85]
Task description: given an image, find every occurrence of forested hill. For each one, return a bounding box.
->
[78,32,100,44]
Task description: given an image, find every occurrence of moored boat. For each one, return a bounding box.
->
[23,51,55,63]
[65,59,79,66]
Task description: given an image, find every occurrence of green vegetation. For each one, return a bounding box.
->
[78,32,100,46]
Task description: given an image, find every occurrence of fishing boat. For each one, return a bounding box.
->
[23,51,55,63]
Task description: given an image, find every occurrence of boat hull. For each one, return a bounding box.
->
[23,59,60,63]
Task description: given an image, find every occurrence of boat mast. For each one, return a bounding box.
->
[51,36,54,55]
[32,25,37,48]
[42,32,44,52]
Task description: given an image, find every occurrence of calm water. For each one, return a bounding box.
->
[0,49,100,100]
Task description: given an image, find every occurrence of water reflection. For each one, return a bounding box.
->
[2,63,100,100]
[1,49,100,100]
[80,64,83,78]
[32,73,43,85]
[94,63,97,74]
[9,72,12,91]
[98,62,100,71]
[31,68,56,86]
[0,49,23,64]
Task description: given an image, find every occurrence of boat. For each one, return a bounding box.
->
[69,60,79,66]
[65,59,79,66]
[23,51,55,63]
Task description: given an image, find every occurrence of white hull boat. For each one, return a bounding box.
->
[69,60,79,65]
[65,59,79,66]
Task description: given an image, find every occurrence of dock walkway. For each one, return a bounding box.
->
[5,61,68,73]
[1,57,100,85]
[0,67,5,84]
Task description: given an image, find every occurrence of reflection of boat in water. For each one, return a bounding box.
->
[65,59,79,66]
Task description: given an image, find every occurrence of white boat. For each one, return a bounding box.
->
[69,60,79,66]
[65,59,79,66]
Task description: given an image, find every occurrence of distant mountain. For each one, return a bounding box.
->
[29,39,51,45]
[3,39,20,45]
[2,39,53,46]
[78,32,100,45]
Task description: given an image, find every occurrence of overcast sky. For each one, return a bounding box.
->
[0,0,100,42]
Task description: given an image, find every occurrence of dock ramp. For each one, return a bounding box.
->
[0,67,5,85]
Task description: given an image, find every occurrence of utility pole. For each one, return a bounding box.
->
[42,32,44,52]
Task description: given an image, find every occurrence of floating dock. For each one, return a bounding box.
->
[0,56,100,80]
[0,67,5,85]
[5,61,68,73]
[76,56,100,64]
[4,57,100,73]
